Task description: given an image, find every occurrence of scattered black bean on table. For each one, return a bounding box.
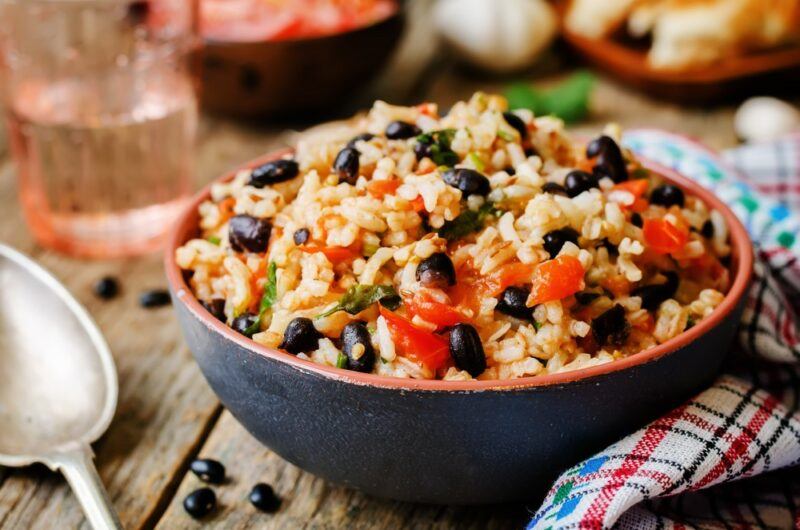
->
[93,276,119,300]
[190,458,226,484]
[183,487,216,519]
[249,483,282,513]
[139,289,171,308]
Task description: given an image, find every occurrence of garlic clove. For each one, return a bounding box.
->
[434,0,557,74]
[734,97,800,144]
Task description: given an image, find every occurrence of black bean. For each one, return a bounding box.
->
[140,289,171,308]
[597,238,618,256]
[249,483,281,513]
[631,212,643,228]
[587,136,628,183]
[94,276,119,299]
[183,488,216,519]
[249,159,299,188]
[190,459,226,484]
[701,219,714,238]
[414,140,433,161]
[416,253,456,288]
[385,120,421,140]
[564,170,599,197]
[591,304,630,347]
[496,286,533,320]
[502,112,527,140]
[229,214,272,253]
[346,133,375,148]
[524,146,537,157]
[543,227,580,259]
[575,291,602,305]
[340,321,376,373]
[503,166,516,176]
[542,182,567,195]
[293,228,310,245]
[631,271,679,311]
[333,147,360,184]
[201,298,226,322]
[449,324,486,377]
[650,184,685,208]
[279,317,322,355]
[442,168,491,196]
[232,312,259,337]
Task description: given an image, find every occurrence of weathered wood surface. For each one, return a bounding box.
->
[0,22,792,528]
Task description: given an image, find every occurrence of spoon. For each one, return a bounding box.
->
[0,245,121,529]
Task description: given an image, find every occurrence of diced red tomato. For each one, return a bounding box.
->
[299,245,360,263]
[367,178,401,199]
[643,218,689,255]
[613,179,649,198]
[633,313,655,333]
[410,196,426,212]
[218,197,236,222]
[528,255,585,306]
[379,306,450,371]
[479,262,534,297]
[402,292,466,328]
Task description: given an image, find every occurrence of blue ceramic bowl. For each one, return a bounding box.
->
[166,153,753,504]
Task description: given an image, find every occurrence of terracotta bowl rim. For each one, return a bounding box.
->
[202,5,404,47]
[165,138,753,392]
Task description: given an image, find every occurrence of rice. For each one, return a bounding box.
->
[176,92,731,381]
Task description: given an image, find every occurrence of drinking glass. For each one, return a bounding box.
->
[0,0,199,258]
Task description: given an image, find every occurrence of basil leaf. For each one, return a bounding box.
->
[437,202,501,241]
[417,129,459,168]
[316,284,400,319]
[504,71,595,124]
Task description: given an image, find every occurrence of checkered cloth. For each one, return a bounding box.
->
[529,131,800,530]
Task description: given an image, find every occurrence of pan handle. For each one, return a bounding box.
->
[50,446,123,530]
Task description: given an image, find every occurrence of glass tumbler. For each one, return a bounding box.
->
[0,0,199,258]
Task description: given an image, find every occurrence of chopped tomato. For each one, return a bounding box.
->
[299,245,360,263]
[410,196,426,212]
[367,178,401,199]
[379,306,450,371]
[613,179,648,198]
[528,255,585,306]
[218,197,236,222]
[633,313,655,333]
[630,197,650,213]
[601,274,631,297]
[403,292,466,328]
[480,262,534,297]
[416,103,438,117]
[643,218,689,255]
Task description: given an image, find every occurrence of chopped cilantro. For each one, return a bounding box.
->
[416,129,459,167]
[243,261,278,336]
[468,152,485,171]
[207,235,221,245]
[336,352,348,369]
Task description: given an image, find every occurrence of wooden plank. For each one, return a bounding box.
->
[156,411,531,530]
[0,117,287,529]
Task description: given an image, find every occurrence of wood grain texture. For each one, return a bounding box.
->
[0,41,795,528]
[155,411,531,530]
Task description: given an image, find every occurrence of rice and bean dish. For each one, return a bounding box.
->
[176,92,731,381]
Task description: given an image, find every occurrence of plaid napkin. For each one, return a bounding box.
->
[529,130,800,530]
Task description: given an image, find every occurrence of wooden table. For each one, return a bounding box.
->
[0,13,786,528]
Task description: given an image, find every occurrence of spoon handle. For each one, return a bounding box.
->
[51,446,123,530]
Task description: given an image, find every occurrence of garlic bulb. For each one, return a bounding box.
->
[434,0,558,74]
[734,97,800,143]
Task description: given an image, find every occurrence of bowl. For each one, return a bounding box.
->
[165,152,753,504]
[198,9,405,118]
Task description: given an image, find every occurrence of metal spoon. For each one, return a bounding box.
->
[0,245,121,529]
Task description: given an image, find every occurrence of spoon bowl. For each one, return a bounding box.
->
[0,245,120,529]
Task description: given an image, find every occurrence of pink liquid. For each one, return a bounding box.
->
[6,77,197,258]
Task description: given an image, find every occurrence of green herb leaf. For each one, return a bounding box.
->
[632,168,650,179]
[316,284,400,319]
[242,261,278,336]
[533,321,543,331]
[259,261,278,314]
[207,235,221,245]
[336,352,348,369]
[417,129,459,167]
[437,202,501,241]
[504,71,595,123]
[497,130,515,142]
[468,152,485,172]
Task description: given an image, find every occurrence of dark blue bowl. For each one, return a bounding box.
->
[166,154,753,504]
